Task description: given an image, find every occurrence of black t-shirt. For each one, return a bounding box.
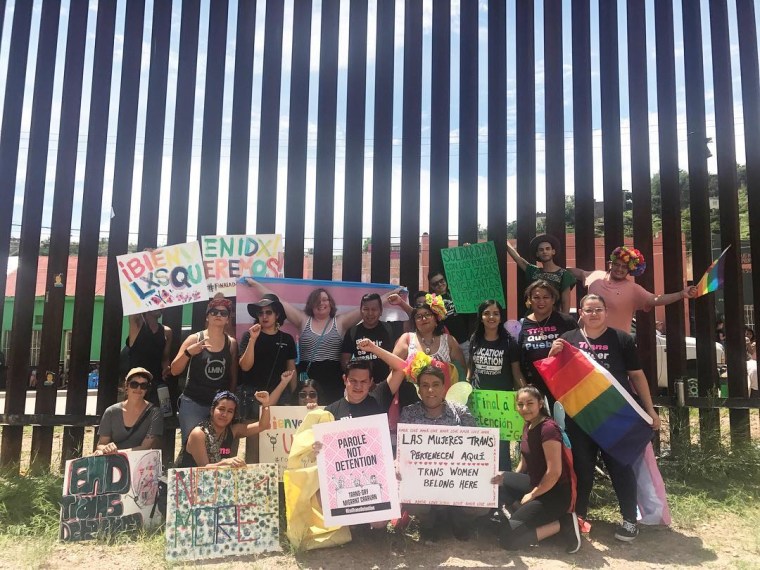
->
[560,327,641,395]
[239,330,297,391]
[442,293,470,344]
[340,322,403,382]
[518,311,579,396]
[469,335,520,391]
[325,381,395,420]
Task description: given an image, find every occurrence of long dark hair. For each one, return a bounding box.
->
[516,385,551,418]
[468,300,507,372]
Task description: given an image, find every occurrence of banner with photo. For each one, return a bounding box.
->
[235,277,408,340]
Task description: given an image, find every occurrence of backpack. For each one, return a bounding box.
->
[552,401,578,513]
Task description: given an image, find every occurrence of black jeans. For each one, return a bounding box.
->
[500,472,571,549]
[566,417,637,523]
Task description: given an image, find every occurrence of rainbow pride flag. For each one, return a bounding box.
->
[695,245,731,297]
[535,341,653,466]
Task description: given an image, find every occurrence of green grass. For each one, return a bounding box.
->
[588,441,760,531]
[0,470,63,539]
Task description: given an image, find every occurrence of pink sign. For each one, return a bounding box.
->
[312,414,400,526]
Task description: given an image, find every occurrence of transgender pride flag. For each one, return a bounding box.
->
[535,340,653,466]
[235,277,408,341]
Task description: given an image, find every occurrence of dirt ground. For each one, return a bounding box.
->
[5,413,759,569]
[1,510,758,570]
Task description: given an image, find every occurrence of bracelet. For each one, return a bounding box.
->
[184,348,192,358]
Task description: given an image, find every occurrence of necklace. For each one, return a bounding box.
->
[419,334,435,355]
[533,312,552,341]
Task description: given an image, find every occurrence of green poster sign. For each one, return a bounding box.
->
[469,390,524,441]
[440,241,505,313]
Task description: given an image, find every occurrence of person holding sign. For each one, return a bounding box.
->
[393,294,465,372]
[548,293,660,542]
[467,299,523,472]
[178,390,271,468]
[124,308,173,407]
[93,367,163,456]
[239,294,297,419]
[491,386,581,553]
[517,280,578,402]
[398,365,485,542]
[171,294,239,443]
[506,235,575,313]
[427,271,470,353]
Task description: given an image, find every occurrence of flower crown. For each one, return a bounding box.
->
[404,351,451,385]
[423,293,448,321]
[610,246,646,277]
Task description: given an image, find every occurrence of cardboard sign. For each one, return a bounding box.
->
[165,463,280,562]
[440,241,505,313]
[259,406,314,481]
[117,241,209,315]
[396,424,499,507]
[236,277,408,341]
[312,414,400,526]
[201,234,283,296]
[469,390,524,441]
[60,450,163,541]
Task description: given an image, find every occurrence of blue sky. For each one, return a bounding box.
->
[0,0,756,255]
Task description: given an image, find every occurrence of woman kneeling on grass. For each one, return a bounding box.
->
[491,386,581,553]
[179,390,271,468]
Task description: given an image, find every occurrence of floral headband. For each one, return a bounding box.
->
[610,246,646,277]
[423,293,448,321]
[404,351,450,385]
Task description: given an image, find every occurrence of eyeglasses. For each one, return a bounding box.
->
[581,308,606,315]
[208,309,230,317]
[430,279,445,287]
[258,309,275,316]
[415,313,433,321]
[298,391,318,399]
[610,261,629,270]
[128,380,150,390]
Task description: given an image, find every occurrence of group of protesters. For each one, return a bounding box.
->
[94,235,707,554]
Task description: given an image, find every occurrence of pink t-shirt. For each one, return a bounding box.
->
[585,271,654,333]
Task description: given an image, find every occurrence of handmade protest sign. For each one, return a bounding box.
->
[312,414,400,526]
[440,241,505,313]
[396,424,499,507]
[165,463,280,562]
[117,241,209,315]
[236,277,408,340]
[469,390,524,441]
[60,450,162,541]
[201,234,283,296]
[260,406,316,481]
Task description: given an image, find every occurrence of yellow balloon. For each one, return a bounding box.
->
[446,381,473,405]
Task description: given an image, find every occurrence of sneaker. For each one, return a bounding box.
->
[614,520,639,542]
[577,516,592,534]
[562,512,582,554]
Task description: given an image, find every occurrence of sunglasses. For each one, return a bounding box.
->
[258,309,275,316]
[128,380,150,390]
[208,309,230,317]
[298,391,318,399]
